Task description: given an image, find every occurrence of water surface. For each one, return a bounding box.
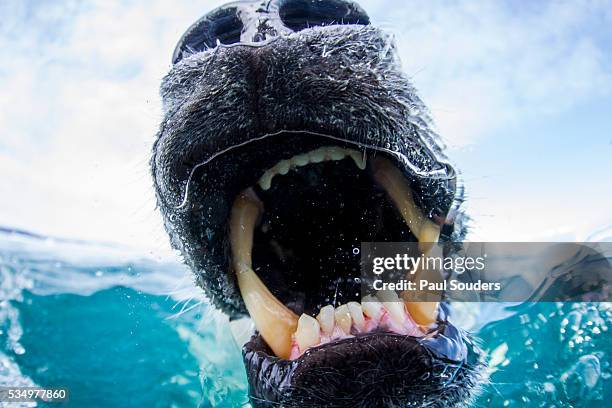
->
[0,230,609,407]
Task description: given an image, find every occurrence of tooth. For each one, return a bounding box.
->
[328,147,346,160]
[257,147,368,191]
[377,290,407,326]
[348,151,367,170]
[309,148,326,163]
[347,302,366,332]
[293,153,309,166]
[316,305,335,335]
[361,295,383,320]
[418,223,442,254]
[295,314,321,351]
[405,302,439,326]
[334,304,352,333]
[372,157,441,325]
[386,303,408,326]
[276,160,290,175]
[230,189,298,359]
[258,171,273,191]
[377,289,400,303]
[371,157,441,247]
[402,243,442,326]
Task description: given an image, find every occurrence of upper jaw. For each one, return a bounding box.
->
[152,26,458,318]
[153,23,451,209]
[154,132,458,319]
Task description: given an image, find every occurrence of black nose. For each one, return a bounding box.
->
[172,0,370,64]
[278,0,370,32]
[171,5,244,64]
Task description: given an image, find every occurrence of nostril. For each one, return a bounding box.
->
[172,6,243,64]
[279,0,370,32]
[211,8,243,46]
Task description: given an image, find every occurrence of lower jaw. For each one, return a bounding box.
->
[243,322,483,408]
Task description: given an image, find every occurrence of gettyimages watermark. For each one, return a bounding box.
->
[360,242,612,302]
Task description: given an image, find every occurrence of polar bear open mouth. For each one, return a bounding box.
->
[206,135,482,406]
[230,145,442,360]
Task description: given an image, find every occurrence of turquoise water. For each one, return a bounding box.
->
[1,231,610,407]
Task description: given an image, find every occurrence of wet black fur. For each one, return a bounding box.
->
[151,2,480,406]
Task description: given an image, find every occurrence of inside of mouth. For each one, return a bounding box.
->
[230,145,443,360]
[252,153,416,316]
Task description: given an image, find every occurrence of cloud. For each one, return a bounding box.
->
[0,0,216,251]
[0,0,609,249]
[361,0,612,147]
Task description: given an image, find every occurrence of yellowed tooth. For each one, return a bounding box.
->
[361,295,383,320]
[402,244,442,326]
[230,189,298,359]
[316,305,335,335]
[334,304,352,333]
[371,157,440,248]
[405,302,438,326]
[347,302,366,332]
[295,314,321,351]
[372,157,441,326]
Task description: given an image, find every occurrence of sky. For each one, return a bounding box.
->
[0,0,611,255]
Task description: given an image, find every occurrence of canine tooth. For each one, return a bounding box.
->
[230,189,298,359]
[334,304,352,333]
[405,302,438,326]
[276,160,290,175]
[361,295,384,320]
[372,157,441,325]
[316,305,335,335]
[377,290,407,326]
[295,314,321,351]
[347,302,366,332]
[371,157,441,247]
[348,151,367,170]
[403,242,442,326]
